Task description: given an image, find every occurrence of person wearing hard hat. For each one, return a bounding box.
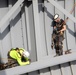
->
[4,47,31,69]
[51,14,66,56]
[53,14,66,31]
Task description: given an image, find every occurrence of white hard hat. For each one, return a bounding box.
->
[54,14,59,20]
[23,51,30,58]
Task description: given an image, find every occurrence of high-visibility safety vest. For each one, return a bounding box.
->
[8,48,30,66]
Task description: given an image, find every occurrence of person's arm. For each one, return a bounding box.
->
[53,26,56,29]
[15,52,30,66]
[17,58,30,66]
[60,25,66,32]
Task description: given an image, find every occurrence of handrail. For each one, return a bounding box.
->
[0,0,24,30]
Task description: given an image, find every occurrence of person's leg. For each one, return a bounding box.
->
[55,43,60,56]
[58,41,63,55]
[5,59,18,69]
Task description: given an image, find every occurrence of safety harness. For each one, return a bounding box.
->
[51,19,65,56]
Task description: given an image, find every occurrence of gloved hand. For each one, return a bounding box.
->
[56,31,60,34]
[27,61,30,65]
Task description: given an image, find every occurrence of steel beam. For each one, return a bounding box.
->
[48,0,76,23]
[0,52,76,75]
[0,0,24,29]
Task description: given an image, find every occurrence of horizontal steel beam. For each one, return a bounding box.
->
[48,0,76,23]
[0,52,76,75]
[0,0,24,29]
[28,0,32,1]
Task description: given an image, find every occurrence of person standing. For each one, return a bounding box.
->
[51,14,66,56]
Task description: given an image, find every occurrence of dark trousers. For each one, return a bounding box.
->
[5,58,18,69]
[53,34,64,56]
